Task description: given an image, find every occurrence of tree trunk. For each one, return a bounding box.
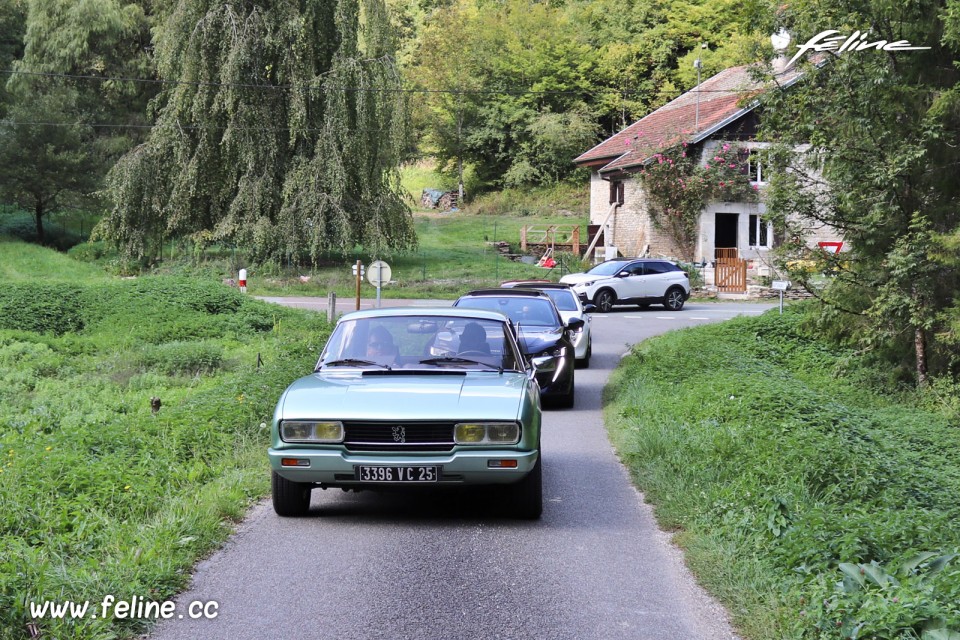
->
[34,200,45,245]
[915,326,928,387]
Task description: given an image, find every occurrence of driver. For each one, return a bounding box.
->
[458,322,490,354]
[366,326,398,363]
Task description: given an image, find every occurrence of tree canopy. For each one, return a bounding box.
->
[405,0,759,191]
[95,0,416,263]
[760,0,960,384]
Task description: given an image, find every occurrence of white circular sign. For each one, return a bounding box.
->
[367,260,392,287]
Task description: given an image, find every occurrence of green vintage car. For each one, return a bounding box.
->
[268,307,543,518]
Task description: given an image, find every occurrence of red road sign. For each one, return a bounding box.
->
[818,241,844,254]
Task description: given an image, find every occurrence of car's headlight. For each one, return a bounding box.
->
[531,347,566,370]
[454,422,520,445]
[280,420,344,443]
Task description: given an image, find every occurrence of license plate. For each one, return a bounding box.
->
[355,465,440,483]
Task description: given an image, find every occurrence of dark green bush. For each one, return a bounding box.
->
[0,283,86,335]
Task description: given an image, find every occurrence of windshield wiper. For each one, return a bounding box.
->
[418,357,503,372]
[320,358,391,370]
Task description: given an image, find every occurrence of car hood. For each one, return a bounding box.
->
[278,372,527,421]
[515,326,565,355]
[559,273,605,286]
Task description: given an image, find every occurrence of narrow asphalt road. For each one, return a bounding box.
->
[146,299,775,640]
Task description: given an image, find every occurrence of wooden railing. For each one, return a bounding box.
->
[520,225,581,255]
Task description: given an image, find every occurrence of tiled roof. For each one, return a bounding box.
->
[574,64,802,174]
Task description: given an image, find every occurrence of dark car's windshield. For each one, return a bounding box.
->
[586,260,630,276]
[318,315,522,371]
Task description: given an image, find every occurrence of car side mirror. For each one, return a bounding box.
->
[566,318,585,331]
[582,304,597,314]
[615,271,629,278]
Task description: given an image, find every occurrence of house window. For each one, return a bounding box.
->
[609,180,624,205]
[744,150,770,184]
[749,215,771,248]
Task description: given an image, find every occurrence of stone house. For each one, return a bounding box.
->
[572,63,843,289]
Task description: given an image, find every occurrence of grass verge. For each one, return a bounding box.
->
[0,276,330,639]
[604,306,960,639]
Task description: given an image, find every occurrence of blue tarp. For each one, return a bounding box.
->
[422,189,446,206]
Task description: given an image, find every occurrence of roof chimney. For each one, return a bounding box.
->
[770,29,791,74]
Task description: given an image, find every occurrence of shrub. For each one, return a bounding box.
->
[138,341,225,375]
[0,283,86,335]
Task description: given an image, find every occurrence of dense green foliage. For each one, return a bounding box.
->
[0,83,98,243]
[605,307,960,639]
[758,0,960,385]
[0,274,331,639]
[95,0,416,264]
[403,0,758,190]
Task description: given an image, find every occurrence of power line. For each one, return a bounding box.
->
[0,68,749,96]
[0,120,393,134]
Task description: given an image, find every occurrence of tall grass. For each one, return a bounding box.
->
[0,236,108,283]
[604,306,960,639]
[0,275,330,639]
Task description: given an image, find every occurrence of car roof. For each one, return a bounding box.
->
[459,288,552,298]
[337,306,509,323]
[598,258,678,265]
[500,281,572,290]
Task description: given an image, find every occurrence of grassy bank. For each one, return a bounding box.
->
[604,307,960,639]
[55,171,590,299]
[0,272,330,639]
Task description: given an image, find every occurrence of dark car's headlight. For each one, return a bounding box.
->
[531,346,566,371]
[454,422,520,445]
[280,420,344,443]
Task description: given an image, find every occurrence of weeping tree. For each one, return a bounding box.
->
[96,0,416,263]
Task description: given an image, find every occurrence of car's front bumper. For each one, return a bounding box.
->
[269,447,539,487]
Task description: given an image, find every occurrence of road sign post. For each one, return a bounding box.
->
[351,261,364,311]
[771,280,790,315]
[367,260,392,308]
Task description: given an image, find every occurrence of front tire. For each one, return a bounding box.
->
[663,287,686,311]
[272,471,312,517]
[594,289,616,313]
[576,341,591,369]
[509,453,542,519]
[556,368,575,408]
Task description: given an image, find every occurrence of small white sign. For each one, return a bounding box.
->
[771,280,790,291]
[368,260,392,287]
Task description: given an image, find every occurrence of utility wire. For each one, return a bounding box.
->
[0,68,752,96]
[2,120,337,133]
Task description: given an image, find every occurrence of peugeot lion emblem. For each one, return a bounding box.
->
[392,425,406,443]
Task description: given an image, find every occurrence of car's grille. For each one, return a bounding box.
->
[343,421,455,452]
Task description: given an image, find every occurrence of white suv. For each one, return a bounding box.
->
[559,259,691,312]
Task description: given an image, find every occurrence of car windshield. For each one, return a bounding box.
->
[539,289,578,312]
[318,315,521,371]
[586,260,630,276]
[457,296,560,328]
